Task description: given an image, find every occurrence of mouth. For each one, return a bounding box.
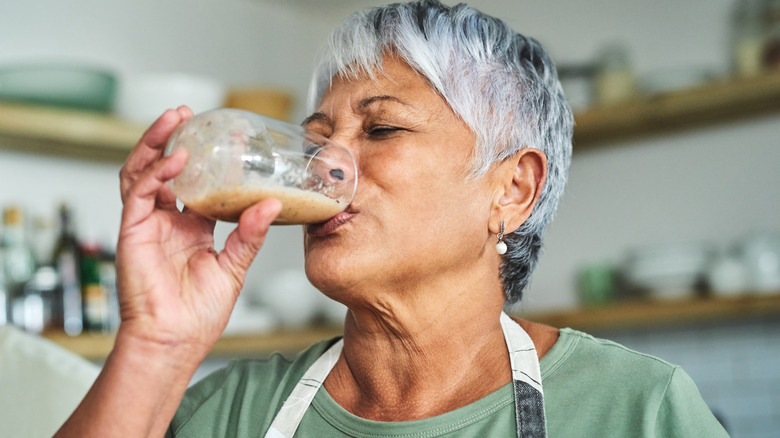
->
[306,209,355,237]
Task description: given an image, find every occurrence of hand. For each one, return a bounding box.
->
[116,107,282,358]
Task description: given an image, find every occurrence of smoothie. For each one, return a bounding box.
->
[186,185,345,224]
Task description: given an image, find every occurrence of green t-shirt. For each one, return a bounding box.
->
[168,328,728,437]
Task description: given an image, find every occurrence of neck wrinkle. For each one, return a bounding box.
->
[325,301,510,421]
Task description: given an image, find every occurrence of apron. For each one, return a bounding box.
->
[265,312,546,438]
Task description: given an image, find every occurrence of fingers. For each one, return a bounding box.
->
[121,148,189,230]
[218,198,283,285]
[121,106,193,203]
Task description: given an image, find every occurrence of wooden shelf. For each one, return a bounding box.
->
[1,72,779,162]
[45,325,344,362]
[0,102,145,162]
[46,293,780,361]
[573,71,780,148]
[521,292,780,332]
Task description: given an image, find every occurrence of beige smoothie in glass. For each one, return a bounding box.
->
[165,109,357,224]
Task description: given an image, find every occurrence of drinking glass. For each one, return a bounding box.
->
[164,109,357,224]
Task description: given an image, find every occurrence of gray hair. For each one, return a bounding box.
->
[308,0,573,303]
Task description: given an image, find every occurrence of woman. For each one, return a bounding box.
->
[57,1,727,437]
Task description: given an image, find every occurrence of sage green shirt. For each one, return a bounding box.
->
[168,328,728,437]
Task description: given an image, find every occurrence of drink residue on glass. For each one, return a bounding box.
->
[186,185,344,224]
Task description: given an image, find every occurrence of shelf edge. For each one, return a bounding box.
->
[572,72,780,147]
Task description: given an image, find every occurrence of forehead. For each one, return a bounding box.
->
[316,56,443,113]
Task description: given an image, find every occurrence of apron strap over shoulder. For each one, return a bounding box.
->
[265,312,546,437]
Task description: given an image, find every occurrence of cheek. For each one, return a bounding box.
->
[359,144,462,201]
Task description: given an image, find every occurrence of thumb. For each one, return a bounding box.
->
[218,198,283,284]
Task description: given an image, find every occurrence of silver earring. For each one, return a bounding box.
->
[496,220,507,255]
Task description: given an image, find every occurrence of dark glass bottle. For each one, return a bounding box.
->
[81,242,109,333]
[53,204,82,336]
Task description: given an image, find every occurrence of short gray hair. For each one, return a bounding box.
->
[308,0,573,303]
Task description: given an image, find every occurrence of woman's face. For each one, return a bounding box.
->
[303,56,497,303]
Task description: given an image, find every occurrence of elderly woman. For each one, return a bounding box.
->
[57,1,727,437]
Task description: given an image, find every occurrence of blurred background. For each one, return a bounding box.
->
[0,0,778,436]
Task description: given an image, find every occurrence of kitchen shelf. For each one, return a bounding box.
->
[46,292,780,361]
[1,72,779,162]
[573,71,780,147]
[0,102,145,162]
[45,325,344,362]
[0,88,293,163]
[522,292,780,332]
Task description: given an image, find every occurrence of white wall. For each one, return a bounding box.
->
[1,0,778,312]
[0,0,331,289]
[529,116,780,311]
[0,0,331,121]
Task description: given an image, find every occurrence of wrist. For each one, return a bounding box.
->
[55,325,207,437]
[110,326,208,378]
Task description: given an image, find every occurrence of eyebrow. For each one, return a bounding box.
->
[358,95,404,109]
[301,112,328,127]
[301,95,409,127]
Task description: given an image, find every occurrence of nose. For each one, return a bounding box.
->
[310,144,356,186]
[329,168,345,181]
[301,134,358,203]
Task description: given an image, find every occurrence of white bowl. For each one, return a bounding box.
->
[623,242,714,296]
[114,72,226,124]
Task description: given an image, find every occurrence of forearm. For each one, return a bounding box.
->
[58,107,279,437]
[54,331,205,438]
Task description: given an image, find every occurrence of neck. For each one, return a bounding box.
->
[323,277,511,421]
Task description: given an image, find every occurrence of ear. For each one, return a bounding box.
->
[489,148,547,235]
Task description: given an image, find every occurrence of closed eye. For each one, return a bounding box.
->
[365,125,403,138]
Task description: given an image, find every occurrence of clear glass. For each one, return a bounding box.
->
[164,109,357,224]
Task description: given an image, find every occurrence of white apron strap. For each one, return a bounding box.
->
[265,313,546,438]
[500,311,547,437]
[265,338,343,438]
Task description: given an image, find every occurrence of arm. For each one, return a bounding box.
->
[55,107,282,437]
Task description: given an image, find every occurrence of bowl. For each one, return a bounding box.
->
[114,72,226,124]
[0,64,117,112]
[623,242,714,298]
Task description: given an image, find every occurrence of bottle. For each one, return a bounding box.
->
[21,266,59,333]
[80,242,109,333]
[764,0,780,68]
[53,204,82,336]
[26,213,61,331]
[731,0,769,77]
[3,206,36,328]
[593,43,637,105]
[99,247,119,332]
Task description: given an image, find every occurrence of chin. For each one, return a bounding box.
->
[305,243,345,284]
[304,243,371,296]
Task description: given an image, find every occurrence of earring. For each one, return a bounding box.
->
[496,220,507,255]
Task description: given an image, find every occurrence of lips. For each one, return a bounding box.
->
[306,210,354,236]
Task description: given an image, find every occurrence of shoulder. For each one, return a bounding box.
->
[168,337,339,437]
[543,328,683,400]
[545,328,678,376]
[542,329,727,437]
